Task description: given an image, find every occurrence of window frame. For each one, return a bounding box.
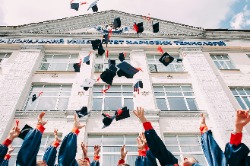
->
[230,87,250,110]
[210,54,235,70]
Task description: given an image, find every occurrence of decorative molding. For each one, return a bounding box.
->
[20,45,44,51]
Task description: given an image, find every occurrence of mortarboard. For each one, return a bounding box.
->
[108,59,117,72]
[83,55,90,65]
[108,59,116,66]
[100,69,116,85]
[73,63,81,72]
[102,113,115,129]
[115,107,130,121]
[134,81,143,94]
[87,0,99,12]
[71,3,80,11]
[31,92,43,103]
[118,53,126,62]
[18,124,33,140]
[134,22,144,33]
[102,34,109,45]
[113,17,121,28]
[91,39,101,50]
[117,61,139,79]
[98,44,105,56]
[81,78,95,91]
[76,106,88,118]
[159,52,174,67]
[153,22,159,33]
[176,58,183,63]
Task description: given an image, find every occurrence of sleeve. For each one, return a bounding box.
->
[0,160,9,166]
[90,160,100,166]
[201,130,227,166]
[135,156,146,166]
[16,125,45,166]
[118,159,125,165]
[42,145,58,166]
[58,128,79,166]
[143,122,178,166]
[0,143,8,164]
[224,133,250,166]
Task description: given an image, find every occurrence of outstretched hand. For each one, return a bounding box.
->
[74,113,85,129]
[54,129,61,142]
[8,127,20,141]
[94,145,100,156]
[235,110,250,133]
[133,107,147,123]
[7,145,14,154]
[81,143,88,157]
[120,145,128,160]
[37,112,47,126]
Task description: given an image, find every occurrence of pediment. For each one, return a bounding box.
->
[10,10,205,37]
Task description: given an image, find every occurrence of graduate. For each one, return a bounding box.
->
[0,127,20,164]
[135,133,157,166]
[200,110,250,166]
[133,107,201,166]
[16,112,47,166]
[77,143,100,166]
[117,145,130,166]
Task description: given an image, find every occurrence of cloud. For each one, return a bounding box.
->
[1,0,237,29]
[230,4,250,29]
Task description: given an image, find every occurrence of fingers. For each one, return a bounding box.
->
[121,145,125,151]
[74,113,77,122]
[38,112,46,119]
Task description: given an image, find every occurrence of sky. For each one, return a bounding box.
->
[0,0,249,29]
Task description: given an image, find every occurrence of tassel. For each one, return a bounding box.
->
[38,92,43,97]
[101,85,111,93]
[97,77,101,81]
[16,120,19,127]
[133,23,138,32]
[106,50,109,58]
[116,109,123,116]
[80,2,87,5]
[157,46,164,54]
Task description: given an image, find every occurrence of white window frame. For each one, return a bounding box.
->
[87,134,138,166]
[23,84,72,111]
[210,54,235,69]
[0,52,11,65]
[231,87,250,110]
[147,53,184,73]
[39,54,79,71]
[92,85,134,111]
[94,53,130,73]
[164,134,208,166]
[153,85,198,111]
[9,133,62,165]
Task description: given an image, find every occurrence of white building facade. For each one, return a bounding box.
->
[0,10,250,165]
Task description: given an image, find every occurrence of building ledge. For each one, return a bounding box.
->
[35,70,76,74]
[219,69,240,72]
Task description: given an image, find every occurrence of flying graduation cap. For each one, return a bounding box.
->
[133,22,144,33]
[118,53,126,62]
[70,0,87,11]
[152,22,159,33]
[18,124,33,140]
[102,113,115,129]
[134,81,143,94]
[157,46,174,67]
[108,59,117,73]
[100,68,116,85]
[32,92,43,103]
[113,17,121,29]
[115,107,130,121]
[98,43,105,56]
[117,61,140,79]
[73,59,82,72]
[91,39,101,50]
[81,78,95,91]
[83,52,91,65]
[87,0,99,12]
[76,106,88,118]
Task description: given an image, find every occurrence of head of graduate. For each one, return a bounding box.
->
[180,156,200,166]
[77,158,90,166]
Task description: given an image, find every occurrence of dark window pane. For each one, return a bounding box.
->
[125,135,137,145]
[49,63,68,71]
[186,98,198,110]
[238,89,246,95]
[156,98,168,110]
[154,92,165,96]
[57,98,69,110]
[103,136,124,145]
[164,136,178,145]
[88,135,102,146]
[92,98,102,110]
[149,64,157,72]
[36,97,57,110]
[178,136,199,145]
[181,86,192,91]
[166,146,180,152]
[166,92,182,96]
[231,88,238,95]
[104,98,122,110]
[245,89,250,95]
[103,155,120,166]
[242,97,250,109]
[154,86,164,92]
[124,98,134,110]
[168,97,187,110]
[236,97,247,110]
[165,86,181,91]
[103,146,120,152]
[40,63,49,70]
[181,146,202,152]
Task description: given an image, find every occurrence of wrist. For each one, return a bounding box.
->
[139,117,147,123]
[7,135,15,141]
[235,126,243,133]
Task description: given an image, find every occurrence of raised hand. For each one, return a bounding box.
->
[54,129,61,142]
[81,143,88,157]
[8,127,20,141]
[133,107,147,123]
[137,137,145,150]
[120,145,128,160]
[235,110,250,133]
[7,145,14,154]
[74,113,85,129]
[94,145,100,156]
[37,112,47,126]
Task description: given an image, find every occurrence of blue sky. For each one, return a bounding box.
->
[0,0,249,30]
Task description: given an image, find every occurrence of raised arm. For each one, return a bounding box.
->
[16,112,47,166]
[118,145,128,165]
[90,145,100,166]
[58,113,85,166]
[199,113,227,166]
[225,110,250,166]
[133,107,178,166]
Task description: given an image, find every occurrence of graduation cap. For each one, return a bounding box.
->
[70,1,87,11]
[83,55,90,65]
[73,63,81,72]
[87,0,99,12]
[117,61,139,79]
[18,124,33,140]
[81,78,95,91]
[102,34,109,45]
[91,39,101,50]
[113,17,121,28]
[118,53,126,62]
[134,81,143,94]
[176,58,183,63]
[102,113,115,129]
[153,22,159,33]
[98,44,105,56]
[31,92,43,103]
[134,22,144,33]
[115,107,130,121]
[100,69,116,85]
[108,59,116,67]
[108,59,117,72]
[159,52,174,67]
[76,106,88,118]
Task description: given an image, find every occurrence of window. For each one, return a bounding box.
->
[9,133,62,165]
[23,84,72,111]
[147,54,183,72]
[94,54,130,72]
[92,85,134,111]
[164,135,208,166]
[210,54,235,69]
[0,52,11,64]
[153,85,198,111]
[231,87,250,110]
[39,54,78,71]
[87,135,138,166]
[247,54,250,58]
